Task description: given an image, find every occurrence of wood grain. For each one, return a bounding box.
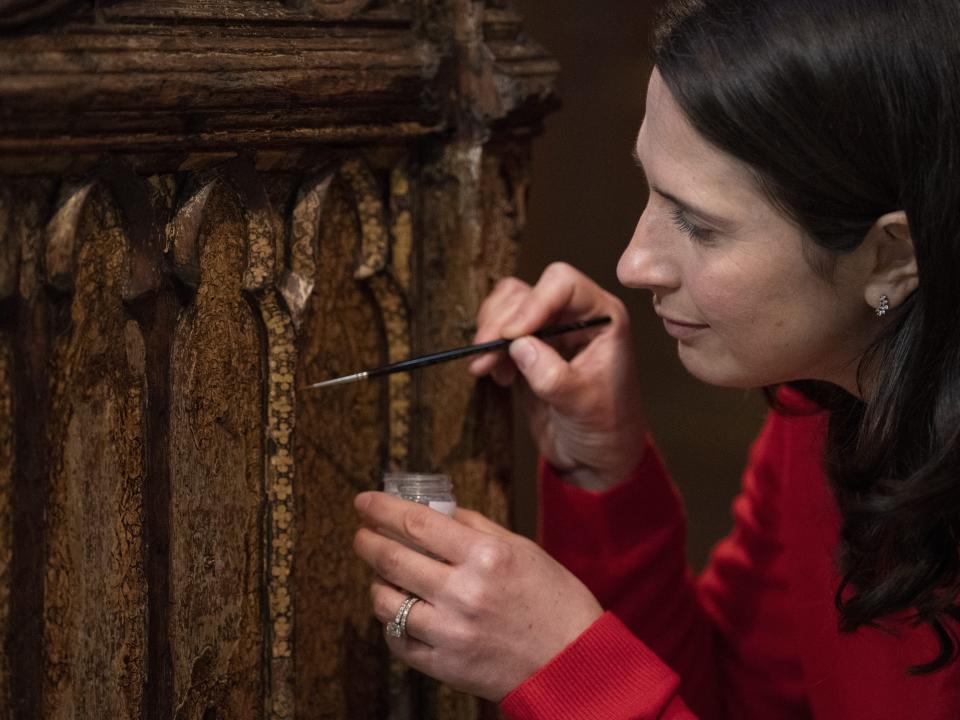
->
[168,184,264,720]
[42,185,147,719]
[0,0,556,155]
[294,175,389,718]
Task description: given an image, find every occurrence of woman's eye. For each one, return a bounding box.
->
[669,207,712,243]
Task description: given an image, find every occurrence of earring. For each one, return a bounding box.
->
[876,294,890,318]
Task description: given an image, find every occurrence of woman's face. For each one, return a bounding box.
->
[618,69,878,393]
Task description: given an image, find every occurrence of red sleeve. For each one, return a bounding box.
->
[501,612,695,720]
[500,411,812,720]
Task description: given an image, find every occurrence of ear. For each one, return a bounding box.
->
[862,210,918,314]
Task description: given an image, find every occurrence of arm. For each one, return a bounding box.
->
[503,412,810,719]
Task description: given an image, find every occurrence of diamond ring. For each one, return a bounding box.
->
[385,594,420,640]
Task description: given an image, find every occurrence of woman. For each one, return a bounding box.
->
[352,0,960,717]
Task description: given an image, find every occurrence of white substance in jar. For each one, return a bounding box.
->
[382,472,457,517]
[382,473,457,559]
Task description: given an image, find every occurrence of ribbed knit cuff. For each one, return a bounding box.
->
[500,612,682,720]
[538,440,682,559]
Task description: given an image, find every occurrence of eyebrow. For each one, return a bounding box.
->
[632,147,733,230]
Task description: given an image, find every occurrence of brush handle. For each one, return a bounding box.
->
[366,315,612,379]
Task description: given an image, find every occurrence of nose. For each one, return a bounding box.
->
[617,206,681,293]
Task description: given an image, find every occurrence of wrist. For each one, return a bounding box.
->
[554,445,649,492]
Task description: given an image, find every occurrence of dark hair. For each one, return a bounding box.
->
[653,0,960,673]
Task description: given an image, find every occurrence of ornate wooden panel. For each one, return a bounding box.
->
[0,1,557,718]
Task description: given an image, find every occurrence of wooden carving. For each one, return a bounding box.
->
[43,184,148,720]
[0,1,557,718]
[289,0,374,20]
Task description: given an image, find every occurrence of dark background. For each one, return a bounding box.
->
[509,0,768,568]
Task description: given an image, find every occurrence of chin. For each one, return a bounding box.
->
[677,347,766,389]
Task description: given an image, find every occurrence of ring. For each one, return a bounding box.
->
[385,594,420,640]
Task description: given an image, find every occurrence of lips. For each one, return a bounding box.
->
[657,313,709,340]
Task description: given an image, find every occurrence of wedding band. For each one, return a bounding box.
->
[385,594,420,639]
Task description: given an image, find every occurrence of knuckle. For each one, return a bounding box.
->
[457,580,490,617]
[494,275,523,294]
[446,621,479,651]
[401,507,430,543]
[371,587,393,621]
[475,299,495,327]
[374,546,403,581]
[353,526,374,559]
[473,539,511,572]
[536,362,564,396]
[543,261,572,280]
[480,540,513,572]
[609,295,628,320]
[608,297,630,327]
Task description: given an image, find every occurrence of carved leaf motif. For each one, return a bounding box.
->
[166,182,216,288]
[339,158,389,280]
[45,181,94,293]
[281,174,332,328]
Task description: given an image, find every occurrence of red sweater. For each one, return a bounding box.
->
[500,394,960,719]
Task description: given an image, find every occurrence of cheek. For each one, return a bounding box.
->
[691,270,777,331]
[696,279,805,369]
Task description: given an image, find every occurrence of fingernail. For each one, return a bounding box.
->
[510,338,536,369]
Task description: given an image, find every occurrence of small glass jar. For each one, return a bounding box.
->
[383,472,456,517]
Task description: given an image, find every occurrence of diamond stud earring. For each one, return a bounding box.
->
[876,294,890,318]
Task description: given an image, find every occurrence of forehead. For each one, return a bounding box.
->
[636,70,764,209]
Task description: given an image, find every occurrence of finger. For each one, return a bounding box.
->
[508,335,582,408]
[489,361,518,387]
[469,279,532,375]
[355,492,475,564]
[453,507,513,539]
[371,577,440,646]
[477,343,521,384]
[387,632,439,681]
[373,580,447,681]
[500,262,613,339]
[354,525,452,602]
[474,277,532,342]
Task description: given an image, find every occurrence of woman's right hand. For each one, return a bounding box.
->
[469,262,648,491]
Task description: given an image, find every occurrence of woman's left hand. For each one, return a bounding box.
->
[353,491,603,702]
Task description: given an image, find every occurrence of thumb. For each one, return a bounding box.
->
[509,336,578,405]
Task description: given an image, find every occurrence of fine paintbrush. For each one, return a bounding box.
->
[299,315,612,390]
